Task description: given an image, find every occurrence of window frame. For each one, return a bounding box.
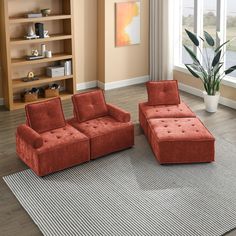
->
[174,0,236,86]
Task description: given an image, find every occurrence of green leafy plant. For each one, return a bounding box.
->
[184,29,236,95]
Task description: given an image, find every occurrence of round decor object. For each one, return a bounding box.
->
[27,72,35,79]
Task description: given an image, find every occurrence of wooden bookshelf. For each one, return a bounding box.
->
[0,0,76,110]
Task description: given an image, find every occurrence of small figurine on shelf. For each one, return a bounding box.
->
[41,8,51,17]
[22,71,39,82]
[44,30,50,38]
[26,48,44,60]
[25,24,39,40]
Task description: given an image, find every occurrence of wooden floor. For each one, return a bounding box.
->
[0,83,236,236]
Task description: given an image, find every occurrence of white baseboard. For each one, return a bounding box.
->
[97,75,149,90]
[76,80,98,90]
[179,82,236,110]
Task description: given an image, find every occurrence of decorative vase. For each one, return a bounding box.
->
[203,91,220,113]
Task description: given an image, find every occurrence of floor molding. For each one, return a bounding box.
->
[179,82,236,110]
[97,75,149,90]
[76,80,98,90]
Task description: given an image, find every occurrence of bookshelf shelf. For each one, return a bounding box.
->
[11,53,73,67]
[10,34,72,45]
[13,91,73,110]
[12,75,73,89]
[9,15,72,24]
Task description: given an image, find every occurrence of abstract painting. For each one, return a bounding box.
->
[115,1,141,47]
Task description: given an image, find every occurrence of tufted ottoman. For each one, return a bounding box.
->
[148,118,215,164]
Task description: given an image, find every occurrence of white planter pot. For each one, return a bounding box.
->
[203,91,220,113]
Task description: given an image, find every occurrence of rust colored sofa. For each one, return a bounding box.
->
[16,98,90,176]
[139,80,215,164]
[68,90,134,159]
[16,91,134,176]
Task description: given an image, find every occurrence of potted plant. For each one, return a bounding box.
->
[183,29,236,112]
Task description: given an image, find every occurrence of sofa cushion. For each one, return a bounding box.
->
[68,116,134,159]
[72,90,108,122]
[25,98,66,134]
[147,80,180,105]
[139,102,195,119]
[139,102,196,137]
[39,124,88,152]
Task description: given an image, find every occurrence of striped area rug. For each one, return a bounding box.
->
[3,135,236,236]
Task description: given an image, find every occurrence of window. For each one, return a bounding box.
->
[182,0,195,64]
[226,0,236,77]
[175,0,236,78]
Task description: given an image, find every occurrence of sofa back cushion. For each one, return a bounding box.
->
[146,80,180,105]
[72,90,108,122]
[25,97,66,133]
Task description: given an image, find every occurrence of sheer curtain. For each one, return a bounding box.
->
[150,0,174,81]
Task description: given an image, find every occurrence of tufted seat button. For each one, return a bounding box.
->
[182,131,185,133]
[192,124,195,126]
[167,109,170,112]
[174,120,178,122]
[44,140,47,143]
[164,125,168,128]
[161,120,165,123]
[196,130,199,132]
[180,109,183,111]
[178,125,181,127]
[104,123,107,125]
[57,136,61,139]
[167,131,171,133]
[51,131,54,134]
[86,122,89,124]
[156,110,159,112]
[93,126,97,128]
[70,133,73,135]
[63,127,66,130]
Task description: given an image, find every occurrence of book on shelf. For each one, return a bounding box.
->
[26,55,45,60]
[26,13,43,18]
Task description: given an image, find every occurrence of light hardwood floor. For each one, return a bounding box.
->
[0,84,236,236]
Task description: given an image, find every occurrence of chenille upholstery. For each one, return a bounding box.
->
[139,80,215,164]
[16,99,90,176]
[139,101,196,136]
[146,80,180,105]
[68,117,134,159]
[72,90,108,122]
[71,90,134,159]
[148,118,215,164]
[25,97,66,133]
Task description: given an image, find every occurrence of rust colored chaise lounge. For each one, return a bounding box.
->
[139,80,215,164]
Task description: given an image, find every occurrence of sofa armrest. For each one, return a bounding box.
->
[17,124,43,149]
[107,103,131,122]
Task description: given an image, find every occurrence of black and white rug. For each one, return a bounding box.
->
[3,135,236,236]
